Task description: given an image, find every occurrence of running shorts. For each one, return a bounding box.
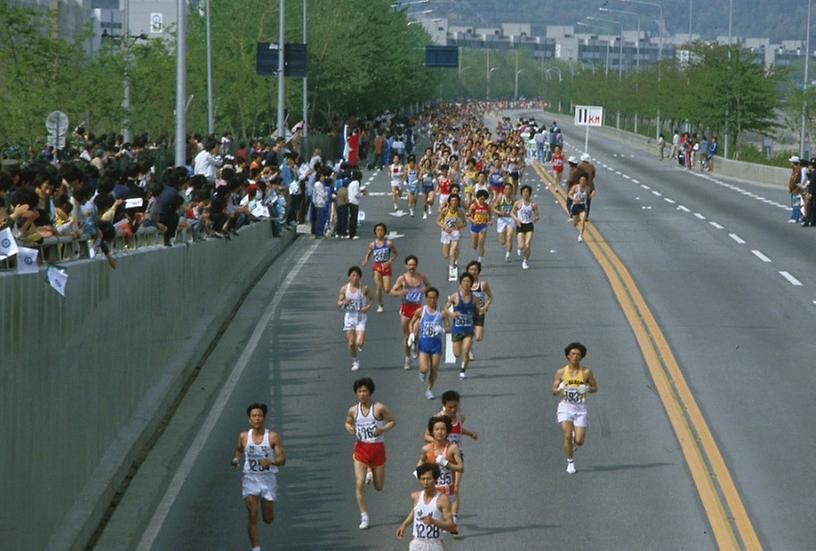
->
[473,312,485,327]
[570,204,587,217]
[440,230,460,244]
[418,337,443,356]
[406,181,419,193]
[400,302,422,319]
[409,539,446,551]
[439,193,450,206]
[497,217,515,233]
[518,222,534,234]
[450,332,473,342]
[422,183,435,193]
[372,262,392,277]
[343,313,367,332]
[510,170,520,181]
[353,441,387,467]
[242,474,278,501]
[391,179,403,189]
[556,402,588,427]
[470,223,487,234]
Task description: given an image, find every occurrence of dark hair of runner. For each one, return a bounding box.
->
[415,462,441,480]
[246,403,268,417]
[348,266,362,277]
[374,222,387,234]
[353,377,375,394]
[407,154,416,163]
[564,342,587,359]
[521,184,532,195]
[427,415,452,435]
[447,194,460,205]
[450,183,460,192]
[424,286,439,298]
[504,182,514,190]
[465,260,481,274]
[405,254,418,265]
[458,272,474,285]
[475,189,489,200]
[441,390,460,405]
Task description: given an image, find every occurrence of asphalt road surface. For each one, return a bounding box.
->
[97,110,816,550]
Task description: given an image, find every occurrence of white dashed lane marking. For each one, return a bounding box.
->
[779,271,803,286]
[694,213,706,220]
[728,233,746,245]
[709,222,724,229]
[751,250,772,263]
[677,205,691,212]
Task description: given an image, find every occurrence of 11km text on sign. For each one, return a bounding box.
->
[575,105,604,154]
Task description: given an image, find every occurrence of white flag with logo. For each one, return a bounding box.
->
[16,246,39,274]
[46,265,68,297]
[0,227,18,259]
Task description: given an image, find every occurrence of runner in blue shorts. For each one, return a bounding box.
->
[410,287,452,400]
[403,155,420,217]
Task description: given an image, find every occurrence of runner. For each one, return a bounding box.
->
[551,145,564,188]
[344,377,397,528]
[467,190,492,263]
[462,157,478,208]
[436,194,466,281]
[362,223,399,312]
[390,154,404,211]
[423,390,478,523]
[338,266,373,371]
[466,260,492,346]
[409,287,452,400]
[436,165,452,210]
[395,463,457,550]
[487,159,504,200]
[420,157,436,219]
[445,272,482,379]
[231,403,286,551]
[493,182,516,262]
[552,342,597,474]
[404,155,420,217]
[416,416,464,532]
[569,174,592,243]
[579,153,597,219]
[390,255,432,371]
[511,185,540,270]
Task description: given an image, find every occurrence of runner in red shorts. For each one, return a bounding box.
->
[390,255,432,370]
[362,223,399,312]
[344,377,396,529]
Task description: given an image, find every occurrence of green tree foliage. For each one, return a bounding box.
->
[0,0,440,147]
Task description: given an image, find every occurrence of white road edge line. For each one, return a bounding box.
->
[779,271,803,286]
[694,213,706,220]
[136,240,321,551]
[641,184,650,189]
[751,249,772,262]
[728,233,746,244]
[665,198,676,204]
[709,222,724,229]
[677,205,691,212]
[631,179,640,184]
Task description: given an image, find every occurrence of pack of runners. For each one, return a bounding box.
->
[232,104,600,550]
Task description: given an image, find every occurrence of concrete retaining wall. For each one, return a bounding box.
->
[0,223,295,551]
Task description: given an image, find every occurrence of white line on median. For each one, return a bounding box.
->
[664,198,676,204]
[641,184,650,190]
[631,179,640,184]
[622,174,631,180]
[136,240,321,551]
[677,205,691,212]
[694,213,706,220]
[709,222,724,229]
[728,233,746,244]
[651,190,662,197]
[779,271,803,286]
[751,250,772,262]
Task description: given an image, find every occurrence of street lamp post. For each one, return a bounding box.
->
[175,0,186,167]
[277,0,285,139]
[599,7,640,71]
[620,0,664,138]
[205,0,214,135]
[587,16,623,80]
[802,0,812,158]
[303,0,308,140]
[576,21,610,75]
[514,69,524,100]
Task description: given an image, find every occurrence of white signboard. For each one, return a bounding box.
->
[150,13,164,34]
[575,105,604,127]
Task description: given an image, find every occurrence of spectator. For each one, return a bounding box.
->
[657,134,665,161]
[670,129,680,160]
[788,155,805,224]
[706,137,717,172]
[193,139,223,183]
[347,169,364,240]
[310,169,329,237]
[373,131,385,170]
[334,175,349,238]
[158,168,185,244]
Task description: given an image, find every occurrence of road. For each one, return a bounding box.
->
[95,110,816,550]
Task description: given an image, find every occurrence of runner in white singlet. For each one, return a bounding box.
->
[396,463,457,551]
[511,185,540,270]
[231,403,286,551]
[338,266,373,371]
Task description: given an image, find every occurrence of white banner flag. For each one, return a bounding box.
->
[0,227,18,259]
[16,246,39,274]
[46,265,68,297]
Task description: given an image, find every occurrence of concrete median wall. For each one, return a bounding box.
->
[0,224,295,551]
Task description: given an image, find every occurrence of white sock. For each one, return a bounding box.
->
[252,547,261,551]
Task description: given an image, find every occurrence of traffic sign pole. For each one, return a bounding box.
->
[585,125,590,155]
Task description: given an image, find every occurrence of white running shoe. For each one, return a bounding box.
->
[351,360,360,371]
[357,345,364,353]
[365,471,373,485]
[505,251,510,262]
[566,460,576,474]
[459,369,467,380]
[578,234,583,243]
[359,512,370,529]
[477,256,482,263]
[423,212,428,219]
[376,305,384,313]
[411,344,418,359]
[419,371,427,382]
[522,259,529,270]
[517,248,521,256]
[403,356,411,370]
[468,350,474,360]
[410,208,414,217]
[425,389,435,400]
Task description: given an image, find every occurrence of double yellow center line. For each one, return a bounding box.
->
[532,163,761,551]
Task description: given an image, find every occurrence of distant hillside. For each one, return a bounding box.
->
[428,0,811,44]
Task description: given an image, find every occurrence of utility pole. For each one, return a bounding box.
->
[206,0,214,135]
[277,0,286,139]
[174,0,186,167]
[724,0,732,159]
[802,0,812,158]
[123,0,131,144]
[303,0,308,139]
